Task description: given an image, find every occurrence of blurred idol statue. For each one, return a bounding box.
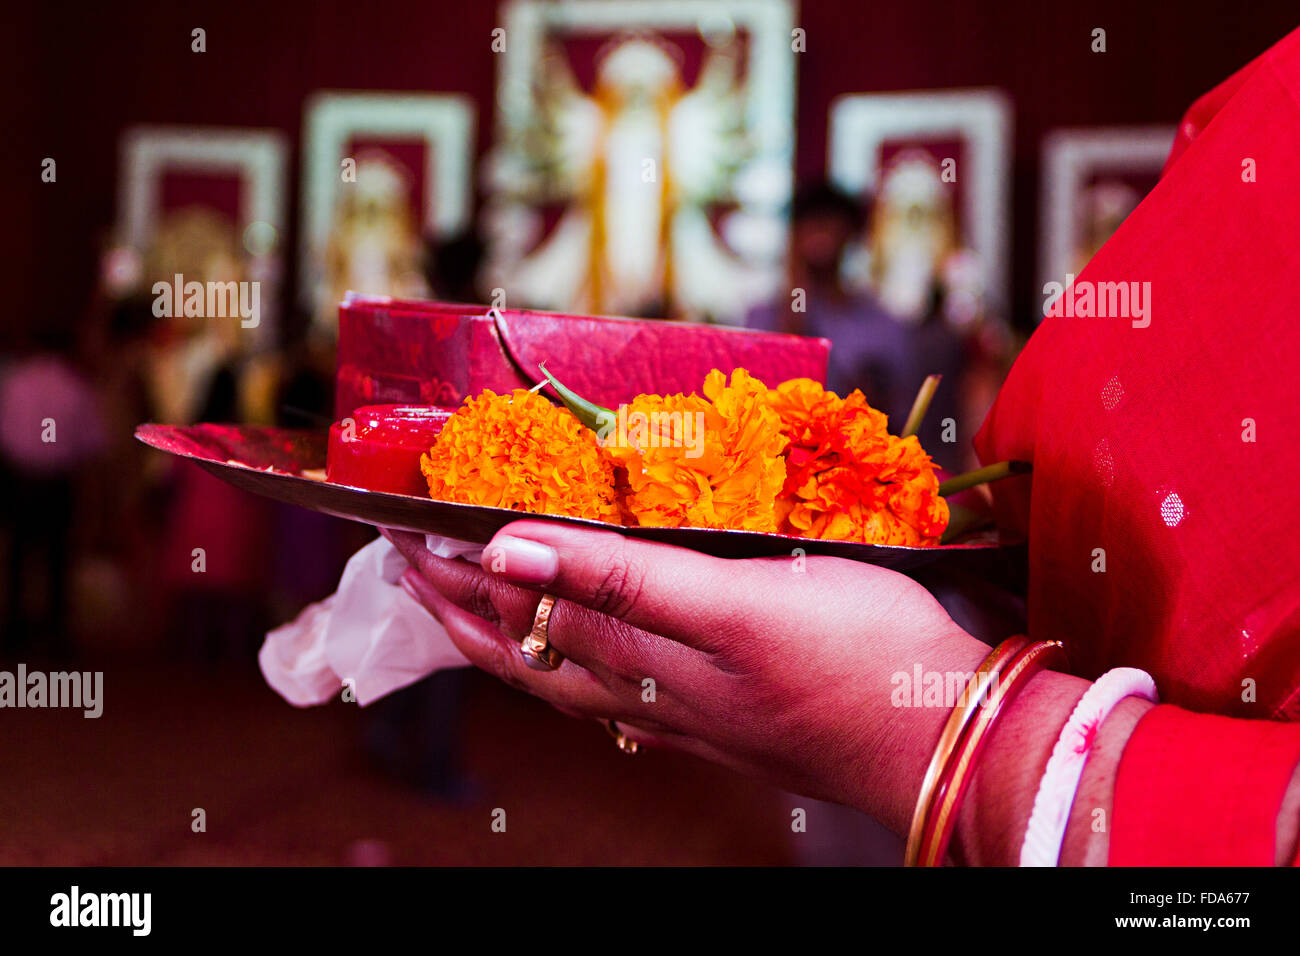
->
[484,28,770,320]
[866,150,983,331]
[321,152,428,335]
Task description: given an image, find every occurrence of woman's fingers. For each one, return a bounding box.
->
[477,520,780,652]
[389,528,712,690]
[398,566,624,720]
[389,530,536,636]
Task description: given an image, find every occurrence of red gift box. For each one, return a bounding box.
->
[334,295,830,419]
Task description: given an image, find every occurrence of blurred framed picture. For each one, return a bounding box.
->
[117,126,288,423]
[119,126,288,336]
[1039,125,1176,306]
[483,0,797,322]
[828,89,1012,326]
[300,92,476,336]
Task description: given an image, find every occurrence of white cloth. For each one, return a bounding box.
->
[258,535,479,707]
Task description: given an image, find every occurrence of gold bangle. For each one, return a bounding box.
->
[904,636,1030,866]
[918,640,1065,867]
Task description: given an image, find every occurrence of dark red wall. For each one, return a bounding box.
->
[12,0,1300,333]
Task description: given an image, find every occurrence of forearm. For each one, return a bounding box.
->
[847,632,991,837]
[840,632,1086,860]
[870,630,1154,866]
[942,664,1300,867]
[950,669,1097,866]
[1056,696,1153,865]
[838,631,1085,858]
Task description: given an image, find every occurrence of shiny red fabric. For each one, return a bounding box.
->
[975,27,1300,863]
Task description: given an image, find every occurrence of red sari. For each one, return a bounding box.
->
[975,26,1300,865]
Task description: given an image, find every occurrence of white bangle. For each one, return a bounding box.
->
[1019,666,1158,866]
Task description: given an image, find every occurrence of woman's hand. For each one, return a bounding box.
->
[386,519,994,836]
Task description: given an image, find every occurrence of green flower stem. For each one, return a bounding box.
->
[900,375,942,439]
[937,460,1031,497]
[538,363,616,433]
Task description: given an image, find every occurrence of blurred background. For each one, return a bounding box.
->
[2,0,1296,865]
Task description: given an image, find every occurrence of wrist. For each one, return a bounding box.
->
[846,627,990,837]
[1059,695,1154,865]
[950,669,1091,866]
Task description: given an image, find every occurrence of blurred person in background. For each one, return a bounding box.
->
[0,319,106,659]
[865,153,1007,471]
[122,208,284,665]
[83,292,167,648]
[747,180,998,473]
[319,152,429,338]
[746,182,909,417]
[864,156,970,471]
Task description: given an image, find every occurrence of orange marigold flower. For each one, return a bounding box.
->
[603,368,788,532]
[420,388,620,522]
[767,378,949,546]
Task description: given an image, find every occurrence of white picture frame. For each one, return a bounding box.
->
[1039,125,1176,304]
[119,125,288,251]
[299,91,476,317]
[118,125,289,347]
[828,88,1013,317]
